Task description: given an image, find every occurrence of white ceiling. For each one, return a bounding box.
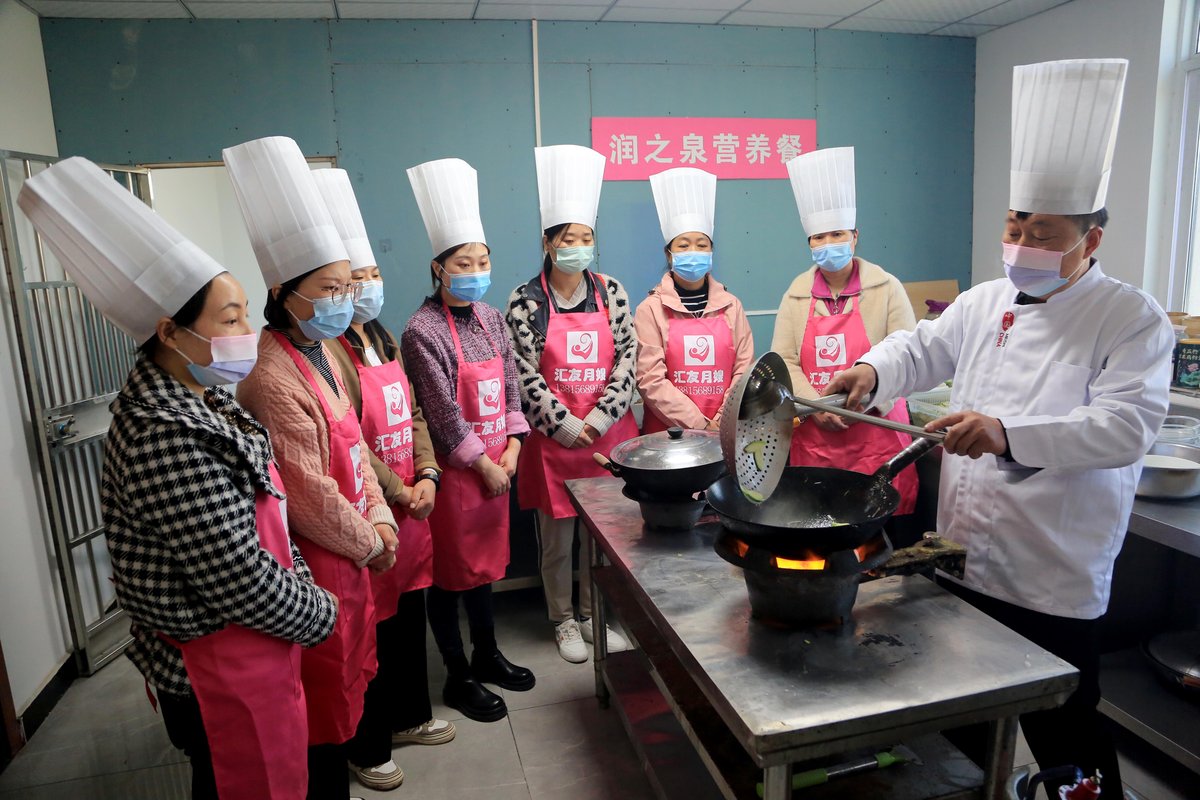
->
[18,0,1073,37]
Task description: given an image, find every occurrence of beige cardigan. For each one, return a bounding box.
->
[770,258,916,400]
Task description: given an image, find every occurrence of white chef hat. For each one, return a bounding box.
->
[1010,59,1128,215]
[222,136,348,287]
[17,157,225,345]
[1012,58,1123,215]
[650,167,716,244]
[786,146,856,237]
[406,158,487,257]
[535,145,605,231]
[311,168,377,271]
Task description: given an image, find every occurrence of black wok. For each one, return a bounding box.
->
[706,438,938,555]
[594,452,726,497]
[593,427,727,497]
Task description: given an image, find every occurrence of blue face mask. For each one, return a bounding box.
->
[442,269,491,303]
[351,280,384,324]
[811,241,854,272]
[554,245,595,274]
[672,251,713,282]
[290,291,354,340]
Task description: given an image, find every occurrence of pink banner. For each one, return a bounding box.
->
[591,117,817,180]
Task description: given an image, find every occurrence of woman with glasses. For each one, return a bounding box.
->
[226,137,399,800]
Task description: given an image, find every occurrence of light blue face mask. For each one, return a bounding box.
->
[290,291,354,340]
[554,245,595,274]
[352,280,384,324]
[443,269,491,303]
[672,251,713,282]
[811,241,854,272]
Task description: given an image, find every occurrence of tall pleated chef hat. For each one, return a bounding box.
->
[1010,58,1128,214]
[17,157,224,345]
[222,136,348,287]
[311,168,377,270]
[786,146,856,237]
[406,158,487,256]
[535,145,605,231]
[650,167,716,244]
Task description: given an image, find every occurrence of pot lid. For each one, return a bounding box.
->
[1145,630,1200,684]
[610,427,723,471]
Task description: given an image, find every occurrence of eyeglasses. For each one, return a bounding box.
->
[294,282,363,306]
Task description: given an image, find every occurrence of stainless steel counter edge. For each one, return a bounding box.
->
[1129,497,1200,559]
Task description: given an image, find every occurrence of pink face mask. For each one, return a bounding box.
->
[1001,232,1088,297]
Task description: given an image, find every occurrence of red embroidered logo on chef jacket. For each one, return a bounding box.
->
[477,378,502,416]
[684,334,715,366]
[565,330,598,364]
[383,381,412,427]
[814,333,847,368]
[995,311,1015,348]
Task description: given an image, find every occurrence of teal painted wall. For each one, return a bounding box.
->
[41,19,974,348]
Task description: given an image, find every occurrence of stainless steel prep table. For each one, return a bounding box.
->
[567,475,1078,800]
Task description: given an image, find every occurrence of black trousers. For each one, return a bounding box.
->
[344,588,434,768]
[426,583,496,669]
[159,690,217,800]
[938,579,1123,799]
[307,743,350,800]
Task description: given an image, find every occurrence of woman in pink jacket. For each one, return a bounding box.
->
[635,168,753,433]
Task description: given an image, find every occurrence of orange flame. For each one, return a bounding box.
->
[773,555,827,571]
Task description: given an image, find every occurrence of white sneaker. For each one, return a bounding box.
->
[392,717,456,746]
[580,618,630,652]
[350,759,404,790]
[555,619,588,663]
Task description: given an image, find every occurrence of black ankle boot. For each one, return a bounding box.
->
[442,651,507,723]
[471,649,536,692]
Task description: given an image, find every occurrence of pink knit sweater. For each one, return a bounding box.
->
[238,331,395,564]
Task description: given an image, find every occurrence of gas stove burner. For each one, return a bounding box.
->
[621,485,708,531]
[715,533,893,628]
[714,533,967,628]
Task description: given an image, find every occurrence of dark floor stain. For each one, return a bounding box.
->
[860,632,904,647]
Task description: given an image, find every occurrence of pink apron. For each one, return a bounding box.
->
[426,304,511,592]
[642,310,736,433]
[789,283,918,515]
[164,462,307,800]
[518,272,639,519]
[337,336,434,618]
[275,331,378,745]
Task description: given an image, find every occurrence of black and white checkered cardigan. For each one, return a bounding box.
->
[103,356,338,697]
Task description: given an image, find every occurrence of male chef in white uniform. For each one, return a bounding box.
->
[827,58,1173,797]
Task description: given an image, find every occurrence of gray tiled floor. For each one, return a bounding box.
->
[1,588,1196,799]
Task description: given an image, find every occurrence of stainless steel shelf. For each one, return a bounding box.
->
[1098,647,1200,775]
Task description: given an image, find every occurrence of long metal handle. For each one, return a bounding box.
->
[791,395,946,442]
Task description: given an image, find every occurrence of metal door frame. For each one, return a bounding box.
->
[0,150,151,675]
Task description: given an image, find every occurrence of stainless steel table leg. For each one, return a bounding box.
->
[762,764,793,800]
[584,519,610,707]
[983,716,1019,800]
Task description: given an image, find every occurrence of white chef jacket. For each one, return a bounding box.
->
[860,262,1173,619]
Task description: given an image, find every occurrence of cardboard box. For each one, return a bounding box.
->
[902,279,960,319]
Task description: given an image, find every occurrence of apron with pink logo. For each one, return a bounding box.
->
[274,331,378,744]
[163,462,308,800]
[788,289,918,515]
[642,311,735,433]
[336,336,434,619]
[426,304,511,591]
[518,273,639,519]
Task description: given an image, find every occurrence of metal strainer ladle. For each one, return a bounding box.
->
[719,352,944,503]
